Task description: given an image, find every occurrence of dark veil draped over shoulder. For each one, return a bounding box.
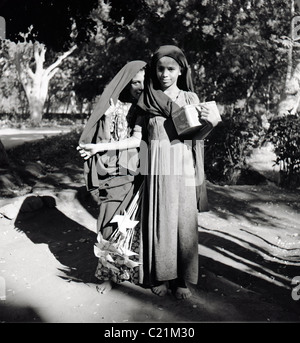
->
[137,45,194,117]
[79,60,147,190]
[137,45,209,211]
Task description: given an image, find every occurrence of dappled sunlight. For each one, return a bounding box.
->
[210,244,291,289]
[200,226,300,265]
[239,228,300,262]
[198,183,300,314]
[1,190,299,322]
[206,183,300,231]
[198,225,300,306]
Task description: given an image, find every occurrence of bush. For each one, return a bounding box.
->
[264,115,300,188]
[204,108,265,185]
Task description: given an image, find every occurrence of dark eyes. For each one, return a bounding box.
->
[157,67,175,72]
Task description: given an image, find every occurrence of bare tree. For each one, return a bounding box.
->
[2,28,77,124]
[13,41,77,124]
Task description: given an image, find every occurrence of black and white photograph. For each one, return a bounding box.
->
[0,0,299,332]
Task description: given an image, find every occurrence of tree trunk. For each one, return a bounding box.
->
[26,75,50,125]
[28,99,44,124]
[0,139,9,167]
[278,0,299,116]
[278,61,300,116]
[13,43,76,125]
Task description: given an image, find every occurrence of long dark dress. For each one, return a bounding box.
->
[138,91,201,286]
[94,100,138,237]
[78,60,147,284]
[94,100,141,284]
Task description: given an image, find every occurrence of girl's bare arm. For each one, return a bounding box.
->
[77,131,142,160]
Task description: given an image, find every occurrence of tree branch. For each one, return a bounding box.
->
[26,63,35,80]
[47,67,59,80]
[13,51,22,74]
[34,43,46,73]
[45,45,77,76]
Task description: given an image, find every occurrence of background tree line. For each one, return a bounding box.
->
[0,0,299,187]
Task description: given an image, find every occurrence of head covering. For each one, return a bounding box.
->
[137,45,194,117]
[80,60,147,144]
[79,60,147,190]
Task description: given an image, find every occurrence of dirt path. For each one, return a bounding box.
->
[1,177,300,323]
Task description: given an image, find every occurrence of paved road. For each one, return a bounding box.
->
[0,127,72,149]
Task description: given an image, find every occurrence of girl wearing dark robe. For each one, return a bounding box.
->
[78,60,146,293]
[136,45,221,299]
[78,46,220,299]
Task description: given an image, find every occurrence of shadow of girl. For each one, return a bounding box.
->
[14,195,98,284]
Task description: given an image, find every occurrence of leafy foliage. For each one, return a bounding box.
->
[69,0,290,115]
[0,53,27,114]
[1,0,300,188]
[204,107,266,185]
[0,0,293,117]
[0,0,99,51]
[264,115,300,188]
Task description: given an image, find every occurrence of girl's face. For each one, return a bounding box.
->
[155,56,181,90]
[129,69,145,100]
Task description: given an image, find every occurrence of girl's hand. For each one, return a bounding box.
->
[77,143,104,160]
[197,103,221,127]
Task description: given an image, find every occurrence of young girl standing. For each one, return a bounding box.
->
[136,45,220,299]
[78,60,146,293]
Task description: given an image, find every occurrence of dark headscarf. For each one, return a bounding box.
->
[137,45,194,117]
[79,60,147,190]
[80,60,147,144]
[137,45,209,212]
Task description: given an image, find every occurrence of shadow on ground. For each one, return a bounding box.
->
[206,183,300,229]
[14,195,98,284]
[5,183,300,322]
[197,230,299,305]
[0,303,44,323]
[196,183,300,319]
